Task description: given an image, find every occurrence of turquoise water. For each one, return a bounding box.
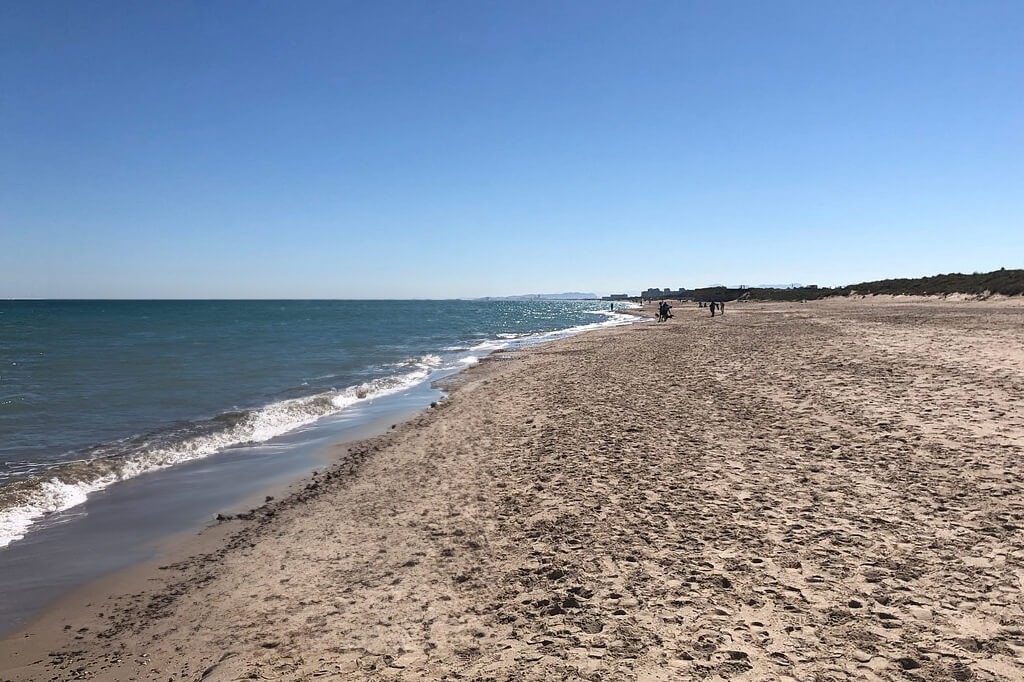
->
[0,299,634,547]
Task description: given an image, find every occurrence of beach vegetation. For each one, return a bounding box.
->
[743,268,1024,301]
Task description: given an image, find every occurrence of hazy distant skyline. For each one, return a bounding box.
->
[2,1,1021,299]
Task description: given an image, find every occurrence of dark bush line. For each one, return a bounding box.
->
[744,268,1024,301]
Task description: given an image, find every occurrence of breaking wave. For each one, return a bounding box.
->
[0,309,641,549]
[0,356,441,548]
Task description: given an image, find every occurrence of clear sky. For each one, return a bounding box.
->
[2,1,1021,298]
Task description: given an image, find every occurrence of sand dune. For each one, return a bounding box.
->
[2,299,1023,681]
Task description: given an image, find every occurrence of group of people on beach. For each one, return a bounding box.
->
[655,300,725,320]
[699,301,725,316]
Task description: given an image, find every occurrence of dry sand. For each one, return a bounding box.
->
[2,299,1023,681]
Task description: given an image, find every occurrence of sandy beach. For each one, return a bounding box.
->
[2,298,1023,681]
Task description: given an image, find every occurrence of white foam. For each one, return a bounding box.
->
[0,474,117,547]
[0,311,643,549]
[0,363,440,549]
[468,339,508,352]
[418,353,443,368]
[460,310,640,359]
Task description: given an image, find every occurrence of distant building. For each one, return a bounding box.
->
[642,287,692,300]
[601,294,630,301]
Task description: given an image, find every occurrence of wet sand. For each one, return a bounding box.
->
[2,299,1023,681]
[0,384,442,638]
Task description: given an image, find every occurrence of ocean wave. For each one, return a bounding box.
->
[463,310,639,356]
[468,339,509,353]
[0,317,642,549]
[0,359,438,549]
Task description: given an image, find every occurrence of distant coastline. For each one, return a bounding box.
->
[472,292,599,301]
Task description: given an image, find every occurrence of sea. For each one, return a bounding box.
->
[0,299,636,631]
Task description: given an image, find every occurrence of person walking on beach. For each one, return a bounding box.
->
[720,301,725,315]
[710,301,716,317]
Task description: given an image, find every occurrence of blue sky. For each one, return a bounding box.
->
[2,1,1021,298]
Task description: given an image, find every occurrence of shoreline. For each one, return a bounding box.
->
[0,339,549,673]
[0,407,426,656]
[3,299,1023,680]
[0,302,638,554]
[0,403,427,639]
[0,364,454,638]
[0,311,645,641]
